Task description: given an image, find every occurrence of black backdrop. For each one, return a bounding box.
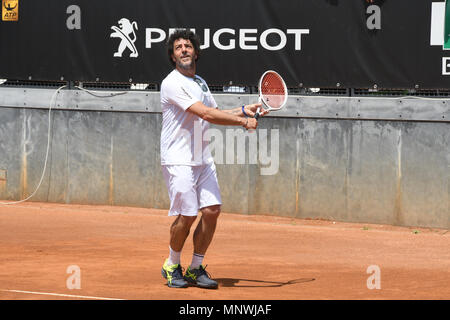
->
[0,0,449,88]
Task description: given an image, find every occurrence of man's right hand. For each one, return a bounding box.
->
[243,117,258,130]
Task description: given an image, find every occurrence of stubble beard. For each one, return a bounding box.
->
[177,57,195,72]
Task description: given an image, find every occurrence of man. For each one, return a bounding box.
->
[160,29,267,289]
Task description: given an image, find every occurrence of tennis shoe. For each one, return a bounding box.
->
[161,259,188,288]
[184,265,218,289]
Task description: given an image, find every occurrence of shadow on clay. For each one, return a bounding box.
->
[215,278,315,288]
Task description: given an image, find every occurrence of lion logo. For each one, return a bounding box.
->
[110,18,139,58]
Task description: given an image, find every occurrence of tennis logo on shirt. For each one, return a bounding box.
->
[110,18,139,58]
[194,77,208,92]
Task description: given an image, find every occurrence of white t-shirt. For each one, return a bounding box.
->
[160,69,218,166]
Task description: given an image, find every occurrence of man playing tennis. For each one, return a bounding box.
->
[160,29,267,289]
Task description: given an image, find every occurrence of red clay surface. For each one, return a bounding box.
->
[0,201,448,300]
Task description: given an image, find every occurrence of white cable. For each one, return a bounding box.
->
[388,95,450,101]
[0,85,130,205]
[0,85,66,205]
[293,93,450,101]
[74,86,129,98]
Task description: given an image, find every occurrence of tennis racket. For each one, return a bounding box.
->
[254,70,288,119]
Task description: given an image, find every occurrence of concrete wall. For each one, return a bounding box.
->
[0,87,448,229]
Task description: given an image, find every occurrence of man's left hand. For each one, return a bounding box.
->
[244,103,269,118]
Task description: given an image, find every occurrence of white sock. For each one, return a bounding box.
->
[190,253,204,269]
[167,246,181,266]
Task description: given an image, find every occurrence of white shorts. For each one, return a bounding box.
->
[161,162,222,216]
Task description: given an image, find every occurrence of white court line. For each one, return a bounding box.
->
[0,289,125,300]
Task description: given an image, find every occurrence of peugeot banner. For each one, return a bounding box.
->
[0,0,449,88]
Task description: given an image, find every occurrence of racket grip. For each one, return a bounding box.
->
[254,107,261,119]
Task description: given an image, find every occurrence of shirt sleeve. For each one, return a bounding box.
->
[198,77,219,109]
[161,80,200,111]
[209,93,219,109]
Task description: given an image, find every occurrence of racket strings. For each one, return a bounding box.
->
[261,74,285,95]
[260,73,286,109]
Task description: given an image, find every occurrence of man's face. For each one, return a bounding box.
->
[172,38,197,70]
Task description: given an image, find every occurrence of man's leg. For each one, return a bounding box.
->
[193,205,221,256]
[161,165,201,288]
[162,214,196,288]
[184,205,221,289]
[170,214,197,253]
[193,163,222,257]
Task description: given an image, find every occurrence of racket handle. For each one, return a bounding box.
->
[254,107,261,119]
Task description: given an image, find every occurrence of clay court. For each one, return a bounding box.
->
[0,201,448,300]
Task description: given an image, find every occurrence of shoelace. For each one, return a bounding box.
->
[198,265,212,278]
[172,265,185,278]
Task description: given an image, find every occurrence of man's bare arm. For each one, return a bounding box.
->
[222,103,269,118]
[187,102,258,130]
